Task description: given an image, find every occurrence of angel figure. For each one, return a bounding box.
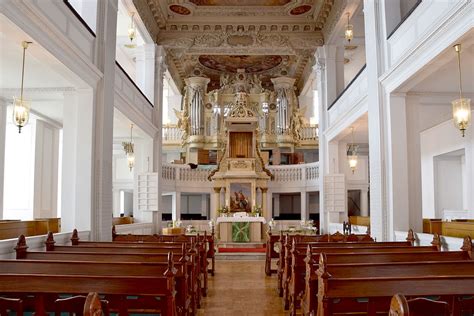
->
[290,107,305,143]
[173,108,190,145]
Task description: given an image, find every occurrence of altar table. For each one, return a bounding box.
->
[216,217,266,243]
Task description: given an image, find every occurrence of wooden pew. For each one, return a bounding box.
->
[0,297,23,315]
[389,293,450,316]
[0,253,178,316]
[316,256,474,315]
[58,230,206,300]
[16,234,197,315]
[302,249,473,316]
[111,228,212,291]
[265,230,281,276]
[282,230,423,313]
[314,237,474,316]
[113,226,216,277]
[276,232,374,296]
[55,292,109,316]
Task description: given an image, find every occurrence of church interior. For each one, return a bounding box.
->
[0,0,473,315]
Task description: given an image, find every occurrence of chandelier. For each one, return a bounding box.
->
[344,13,354,43]
[124,12,137,49]
[347,127,358,174]
[122,124,135,171]
[452,44,471,137]
[12,41,33,133]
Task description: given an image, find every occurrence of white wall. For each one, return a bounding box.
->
[420,115,473,219]
[434,155,464,217]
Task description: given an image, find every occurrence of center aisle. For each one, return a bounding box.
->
[198,260,287,316]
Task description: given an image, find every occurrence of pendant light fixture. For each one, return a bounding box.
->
[344,13,354,43]
[347,127,358,174]
[452,44,471,137]
[12,41,33,133]
[125,12,137,49]
[122,124,135,171]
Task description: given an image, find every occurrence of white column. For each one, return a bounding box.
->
[201,194,208,218]
[112,189,121,217]
[0,98,7,219]
[91,0,118,241]
[262,188,269,220]
[211,187,220,219]
[301,191,308,221]
[387,94,410,234]
[273,193,280,217]
[152,45,166,233]
[172,191,181,221]
[135,43,156,102]
[61,89,94,233]
[360,189,369,217]
[364,0,389,241]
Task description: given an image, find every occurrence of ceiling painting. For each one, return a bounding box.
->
[198,55,284,73]
[189,0,292,6]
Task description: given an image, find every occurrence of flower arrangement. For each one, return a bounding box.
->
[251,205,262,217]
[217,206,230,216]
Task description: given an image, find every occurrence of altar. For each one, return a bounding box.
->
[217,216,266,243]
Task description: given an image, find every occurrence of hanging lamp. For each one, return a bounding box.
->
[12,41,33,133]
[347,127,358,174]
[344,13,354,43]
[122,124,135,171]
[125,12,137,48]
[452,44,471,137]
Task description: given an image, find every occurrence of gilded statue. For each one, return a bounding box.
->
[290,107,305,143]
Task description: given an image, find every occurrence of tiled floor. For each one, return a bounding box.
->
[198,260,287,316]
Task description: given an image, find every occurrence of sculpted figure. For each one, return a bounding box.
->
[174,107,190,145]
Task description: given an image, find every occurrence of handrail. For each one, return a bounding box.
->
[115,61,154,108]
[63,0,96,37]
[387,0,423,40]
[328,64,366,110]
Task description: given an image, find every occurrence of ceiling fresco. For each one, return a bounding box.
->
[198,55,284,73]
[189,0,292,6]
[134,0,343,91]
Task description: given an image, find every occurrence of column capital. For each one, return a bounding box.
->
[213,187,221,193]
[260,188,268,193]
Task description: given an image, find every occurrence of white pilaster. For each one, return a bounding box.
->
[360,189,369,217]
[364,0,389,241]
[152,45,166,233]
[201,194,208,218]
[172,191,181,221]
[301,191,308,221]
[273,193,280,217]
[91,0,118,241]
[135,43,156,102]
[0,98,7,219]
[61,89,94,233]
[386,94,410,234]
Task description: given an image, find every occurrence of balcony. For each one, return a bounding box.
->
[161,161,319,193]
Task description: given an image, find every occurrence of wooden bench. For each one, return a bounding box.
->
[0,253,178,316]
[59,230,207,300]
[389,293,450,316]
[301,247,473,316]
[55,292,109,316]
[113,226,216,277]
[279,236,414,304]
[316,250,474,316]
[277,232,375,296]
[15,235,197,315]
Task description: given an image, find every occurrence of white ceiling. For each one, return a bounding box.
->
[406,29,474,94]
[113,108,151,140]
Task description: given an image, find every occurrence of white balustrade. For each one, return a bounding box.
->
[300,125,319,141]
[163,125,183,143]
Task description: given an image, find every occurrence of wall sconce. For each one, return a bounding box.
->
[344,13,354,43]
[122,124,135,171]
[347,127,358,174]
[12,41,33,133]
[125,12,137,48]
[452,44,471,137]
